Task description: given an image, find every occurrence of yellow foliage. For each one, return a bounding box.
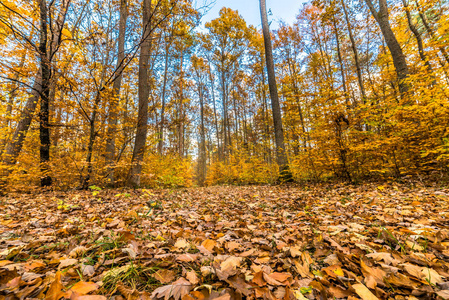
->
[141,153,193,188]
[206,150,278,185]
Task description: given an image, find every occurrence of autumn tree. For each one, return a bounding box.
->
[260,0,291,180]
[364,0,410,94]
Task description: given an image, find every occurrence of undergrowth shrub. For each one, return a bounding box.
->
[206,151,278,185]
[141,153,193,188]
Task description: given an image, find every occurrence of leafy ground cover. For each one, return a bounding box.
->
[1,183,449,299]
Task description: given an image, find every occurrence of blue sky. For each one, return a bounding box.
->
[199,0,308,29]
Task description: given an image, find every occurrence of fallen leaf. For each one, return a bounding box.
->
[201,239,216,252]
[151,277,192,300]
[352,283,379,300]
[152,269,176,284]
[186,271,200,285]
[67,281,99,297]
[46,271,65,300]
[59,258,78,269]
[175,239,189,249]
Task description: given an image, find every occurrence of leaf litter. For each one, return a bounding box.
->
[0,183,449,299]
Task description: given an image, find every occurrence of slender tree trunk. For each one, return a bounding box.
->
[415,1,449,65]
[364,0,409,95]
[1,71,41,167]
[342,0,367,101]
[128,0,151,187]
[178,51,185,157]
[81,91,102,189]
[259,0,291,180]
[261,67,271,164]
[221,59,228,160]
[38,0,52,187]
[157,39,170,154]
[332,16,350,108]
[105,0,128,185]
[208,63,220,161]
[4,54,27,129]
[286,58,308,151]
[198,82,207,185]
[402,0,435,85]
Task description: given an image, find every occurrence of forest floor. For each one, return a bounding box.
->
[1,183,449,300]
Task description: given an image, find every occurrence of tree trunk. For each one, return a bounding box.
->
[157,39,170,154]
[198,82,207,186]
[415,0,449,65]
[364,0,409,95]
[1,0,68,185]
[402,0,436,85]
[1,71,42,167]
[105,0,128,185]
[342,0,367,101]
[4,53,27,130]
[208,63,221,161]
[221,59,228,160]
[259,0,291,180]
[332,15,350,108]
[38,0,52,187]
[128,0,151,187]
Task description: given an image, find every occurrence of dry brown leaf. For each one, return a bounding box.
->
[422,267,444,285]
[175,239,190,249]
[323,265,344,279]
[152,269,177,284]
[293,259,312,278]
[70,282,98,295]
[201,239,216,252]
[225,241,240,252]
[151,277,192,300]
[437,290,449,300]
[71,296,107,300]
[290,246,302,258]
[352,283,379,300]
[45,271,65,300]
[366,252,399,266]
[268,272,292,284]
[212,293,231,300]
[262,272,283,286]
[186,271,200,285]
[360,260,386,286]
[226,275,252,296]
[23,260,46,272]
[176,254,198,263]
[69,246,88,258]
[252,271,266,286]
[58,258,78,269]
[328,285,353,298]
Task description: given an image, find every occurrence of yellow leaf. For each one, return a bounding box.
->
[352,283,379,300]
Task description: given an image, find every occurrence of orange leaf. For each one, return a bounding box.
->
[45,271,65,300]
